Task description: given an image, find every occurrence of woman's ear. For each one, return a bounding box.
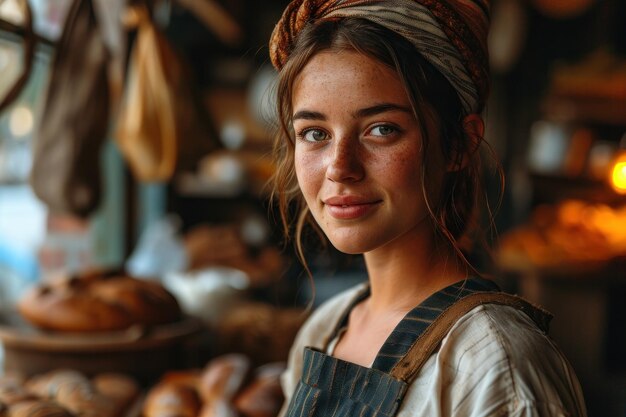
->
[447,114,484,171]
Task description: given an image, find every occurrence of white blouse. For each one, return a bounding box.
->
[279,283,587,417]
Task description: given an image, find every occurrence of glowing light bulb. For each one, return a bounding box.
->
[610,155,626,194]
[8,106,33,138]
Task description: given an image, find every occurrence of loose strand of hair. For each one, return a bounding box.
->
[295,207,316,313]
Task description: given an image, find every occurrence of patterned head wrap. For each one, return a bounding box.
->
[269,0,490,114]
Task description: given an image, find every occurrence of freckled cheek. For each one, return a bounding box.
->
[376,149,423,190]
[387,166,421,194]
[294,150,325,202]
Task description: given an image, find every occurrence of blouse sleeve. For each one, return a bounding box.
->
[454,305,586,417]
[398,304,587,417]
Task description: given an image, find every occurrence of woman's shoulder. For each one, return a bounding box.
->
[444,302,551,362]
[401,302,587,417]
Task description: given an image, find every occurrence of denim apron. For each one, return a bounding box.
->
[283,278,552,417]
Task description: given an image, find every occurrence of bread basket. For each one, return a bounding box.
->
[0,314,204,385]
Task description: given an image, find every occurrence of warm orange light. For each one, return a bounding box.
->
[611,160,626,194]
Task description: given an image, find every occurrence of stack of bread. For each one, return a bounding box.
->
[142,354,285,417]
[498,200,626,270]
[0,370,140,417]
[17,270,182,332]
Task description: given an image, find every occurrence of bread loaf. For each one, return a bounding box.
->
[91,373,140,414]
[25,370,90,400]
[0,380,36,406]
[232,363,285,417]
[18,270,181,332]
[54,381,116,417]
[18,369,141,417]
[7,400,74,417]
[198,400,239,417]
[143,355,286,417]
[18,284,130,332]
[60,394,115,417]
[143,383,202,417]
[198,354,251,403]
[88,277,181,327]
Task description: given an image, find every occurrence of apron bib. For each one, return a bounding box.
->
[284,278,551,417]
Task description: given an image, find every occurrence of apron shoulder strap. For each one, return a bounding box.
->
[389,292,552,383]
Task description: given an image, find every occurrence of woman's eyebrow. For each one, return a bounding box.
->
[293,110,326,121]
[293,103,411,121]
[354,103,412,118]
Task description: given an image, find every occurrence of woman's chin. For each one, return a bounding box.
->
[327,237,373,255]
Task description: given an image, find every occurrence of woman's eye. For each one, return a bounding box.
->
[301,129,329,142]
[370,125,396,136]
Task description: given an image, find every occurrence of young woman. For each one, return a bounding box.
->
[268,1,587,416]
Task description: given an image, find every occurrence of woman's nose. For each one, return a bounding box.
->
[326,136,364,183]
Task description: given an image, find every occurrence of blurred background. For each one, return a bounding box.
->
[0,0,625,416]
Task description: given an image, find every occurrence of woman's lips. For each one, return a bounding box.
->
[323,196,381,220]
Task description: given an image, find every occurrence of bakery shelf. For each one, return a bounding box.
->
[0,316,204,384]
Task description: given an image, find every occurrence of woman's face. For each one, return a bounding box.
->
[292,50,441,255]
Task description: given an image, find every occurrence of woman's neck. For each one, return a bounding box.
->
[363,232,467,313]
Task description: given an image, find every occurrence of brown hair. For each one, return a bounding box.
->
[270,18,502,276]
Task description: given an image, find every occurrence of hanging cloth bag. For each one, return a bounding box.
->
[29,0,110,217]
[115,6,218,182]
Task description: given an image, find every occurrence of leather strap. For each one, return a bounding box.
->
[390,292,552,383]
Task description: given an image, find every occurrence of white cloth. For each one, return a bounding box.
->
[326,1,479,114]
[279,283,587,417]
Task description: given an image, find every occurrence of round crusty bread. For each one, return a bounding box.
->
[91,373,140,413]
[198,400,239,417]
[7,400,74,417]
[88,277,180,327]
[24,370,91,400]
[232,374,284,417]
[0,380,37,406]
[142,383,202,417]
[20,370,136,417]
[198,354,251,404]
[17,271,181,332]
[18,287,131,332]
